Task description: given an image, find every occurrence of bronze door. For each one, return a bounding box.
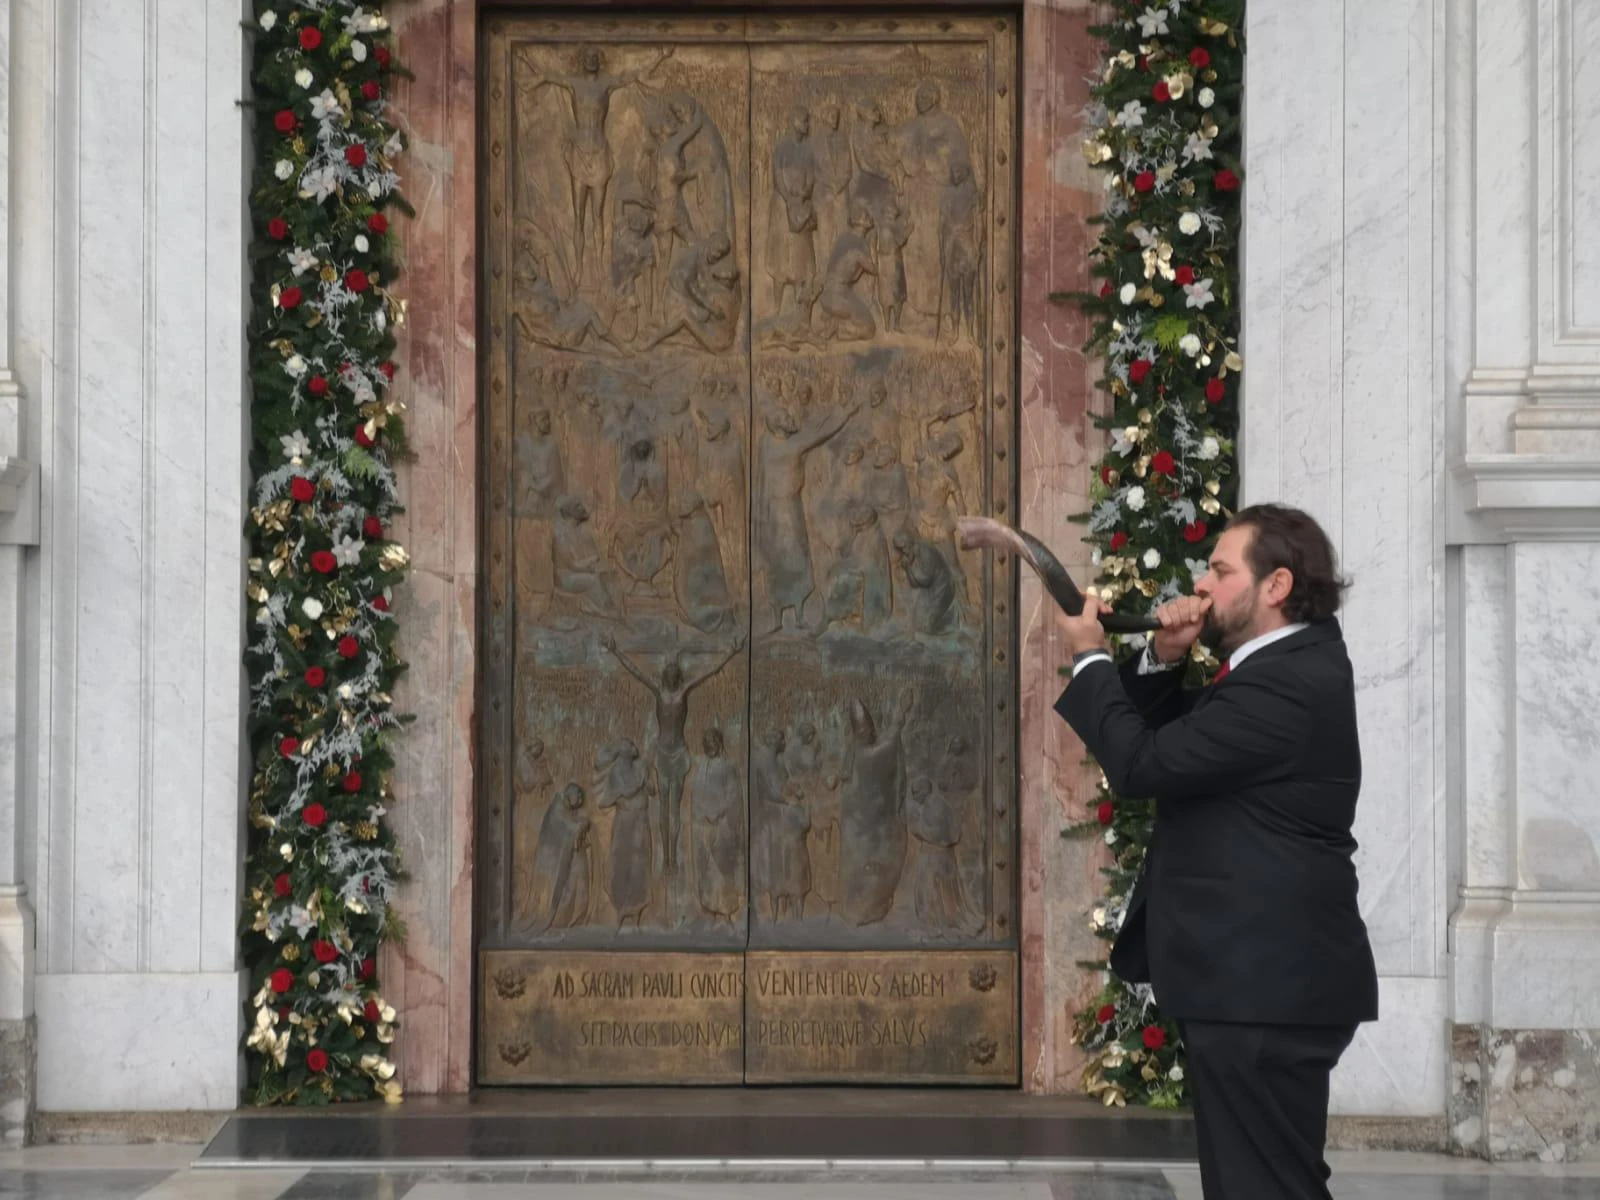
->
[479,11,1018,1086]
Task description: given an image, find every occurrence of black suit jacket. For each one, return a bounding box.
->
[1055,619,1379,1026]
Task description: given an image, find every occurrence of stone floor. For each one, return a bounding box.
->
[1,1146,1598,1199]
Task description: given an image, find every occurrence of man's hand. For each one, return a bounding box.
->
[1058,594,1110,658]
[1152,595,1213,664]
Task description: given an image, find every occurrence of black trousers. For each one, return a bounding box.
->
[1179,1019,1358,1200]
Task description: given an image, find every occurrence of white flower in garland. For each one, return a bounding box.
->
[289,247,319,275]
[1136,6,1170,37]
[1186,557,1210,580]
[1125,485,1147,512]
[1183,132,1214,163]
[1111,427,1136,456]
[1143,548,1162,570]
[1169,1064,1185,1082]
[1179,333,1203,357]
[355,235,370,253]
[1178,211,1202,236]
[1184,278,1215,309]
[258,10,277,31]
[302,165,341,203]
[333,536,367,567]
[311,89,343,122]
[1114,100,1147,129]
[351,40,369,63]
[295,68,314,90]
[302,597,325,621]
[275,159,296,181]
[344,8,389,34]
[1198,87,1216,109]
[281,430,313,461]
[285,354,308,379]
[1105,828,1118,845]
[1120,282,1137,305]
[1198,436,1221,461]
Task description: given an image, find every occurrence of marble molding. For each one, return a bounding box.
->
[388,0,1111,1094]
[0,1015,33,1148]
[1451,1025,1600,1162]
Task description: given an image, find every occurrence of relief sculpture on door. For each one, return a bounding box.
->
[480,13,1018,1087]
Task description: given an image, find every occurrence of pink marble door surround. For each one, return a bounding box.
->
[385,0,1108,1095]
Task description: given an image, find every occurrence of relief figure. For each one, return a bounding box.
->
[841,692,914,926]
[514,409,565,520]
[790,721,841,918]
[906,776,967,930]
[646,231,742,353]
[893,529,959,637]
[528,45,673,280]
[689,727,744,925]
[817,203,878,343]
[601,633,745,875]
[756,400,859,633]
[596,737,653,927]
[673,488,734,634]
[767,109,819,328]
[552,496,623,620]
[812,103,854,265]
[520,782,594,932]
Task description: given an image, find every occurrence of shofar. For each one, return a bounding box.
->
[955,516,1161,634]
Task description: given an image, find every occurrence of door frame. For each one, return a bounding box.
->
[384,0,1111,1095]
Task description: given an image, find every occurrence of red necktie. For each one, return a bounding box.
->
[1211,661,1231,685]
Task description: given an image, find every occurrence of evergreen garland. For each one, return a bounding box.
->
[241,0,412,1105]
[1050,0,1245,1108]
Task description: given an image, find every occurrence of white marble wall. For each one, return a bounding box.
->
[1244,0,1450,1117]
[1249,0,1600,1127]
[5,0,249,1110]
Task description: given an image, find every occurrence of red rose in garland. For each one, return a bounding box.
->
[355,423,376,448]
[1127,359,1152,385]
[1150,450,1176,476]
[304,666,327,688]
[1099,281,1113,299]
[1143,1025,1167,1051]
[267,217,289,240]
[310,550,338,574]
[1174,265,1195,286]
[280,737,301,758]
[1100,466,1117,486]
[290,477,316,502]
[360,957,376,981]
[273,873,293,898]
[299,27,323,52]
[379,361,397,380]
[365,1000,381,1023]
[306,1048,329,1073]
[270,968,295,994]
[343,771,363,793]
[313,939,339,965]
[1133,171,1156,193]
[1097,1004,1116,1024]
[308,375,329,397]
[361,81,382,102]
[345,144,368,169]
[368,213,389,235]
[1183,521,1209,543]
[273,109,297,134]
[1214,169,1240,192]
[1205,377,1226,404]
[1096,801,1114,824]
[376,45,391,69]
[363,516,383,539]
[302,802,327,829]
[279,286,303,310]
[1189,47,1212,69]
[1109,531,1129,552]
[372,595,390,613]
[338,635,360,659]
[1152,80,1171,103]
[345,268,370,293]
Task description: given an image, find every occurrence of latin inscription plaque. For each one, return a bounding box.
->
[479,950,744,1084]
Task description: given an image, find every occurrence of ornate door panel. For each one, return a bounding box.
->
[479,12,1017,1087]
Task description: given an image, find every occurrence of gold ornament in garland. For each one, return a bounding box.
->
[1049,0,1245,1110]
[242,0,414,1107]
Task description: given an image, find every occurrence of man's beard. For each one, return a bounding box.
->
[1202,602,1252,656]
